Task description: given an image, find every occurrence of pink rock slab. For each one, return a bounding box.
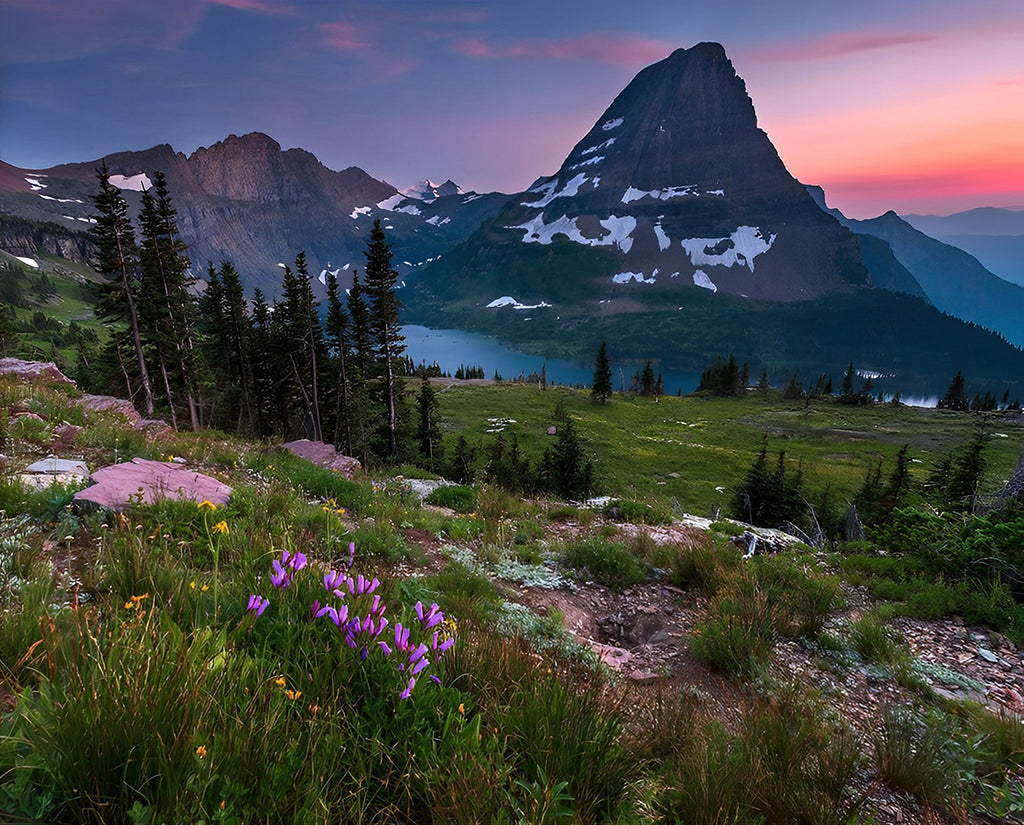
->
[74,458,232,510]
[282,439,362,478]
[0,358,75,385]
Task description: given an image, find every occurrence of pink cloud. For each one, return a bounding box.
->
[319,20,372,51]
[453,32,672,67]
[209,0,298,14]
[745,29,935,62]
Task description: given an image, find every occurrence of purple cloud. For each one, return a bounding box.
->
[319,20,372,50]
[744,29,935,62]
[454,32,672,67]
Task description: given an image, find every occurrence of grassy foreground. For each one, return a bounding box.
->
[1,374,1023,823]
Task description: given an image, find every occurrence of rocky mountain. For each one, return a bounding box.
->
[901,207,1024,288]
[0,135,509,296]
[401,43,1024,395]
[409,42,873,314]
[808,188,1024,348]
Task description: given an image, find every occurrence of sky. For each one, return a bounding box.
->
[1,0,1022,219]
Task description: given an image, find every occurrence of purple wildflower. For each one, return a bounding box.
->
[247,594,269,617]
[399,676,416,700]
[379,641,393,656]
[324,570,345,593]
[270,559,291,589]
[347,540,355,569]
[429,675,441,685]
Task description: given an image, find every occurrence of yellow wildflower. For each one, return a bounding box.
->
[124,593,150,610]
[285,689,302,701]
[189,581,197,590]
[198,500,217,512]
[201,584,209,592]
[195,745,207,759]
[458,703,465,715]
[274,677,286,687]
[212,520,229,535]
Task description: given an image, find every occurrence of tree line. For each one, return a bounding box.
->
[80,166,427,468]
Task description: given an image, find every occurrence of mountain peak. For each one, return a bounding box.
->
[464,41,868,302]
[401,179,464,201]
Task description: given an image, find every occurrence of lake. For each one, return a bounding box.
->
[402,325,701,395]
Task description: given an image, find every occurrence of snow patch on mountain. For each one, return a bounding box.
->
[394,204,422,216]
[376,194,405,211]
[622,185,699,204]
[425,215,451,226]
[109,173,152,191]
[39,194,83,204]
[25,176,47,190]
[582,138,615,156]
[486,296,552,310]
[350,206,372,219]
[15,256,39,269]
[602,117,624,131]
[569,156,604,171]
[612,270,656,285]
[679,226,777,272]
[692,270,718,292]
[654,217,671,251]
[509,214,636,253]
[521,173,588,208]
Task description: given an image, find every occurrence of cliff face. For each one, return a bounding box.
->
[419,42,869,307]
[0,134,506,296]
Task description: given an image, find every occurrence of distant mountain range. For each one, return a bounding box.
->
[2,42,1023,394]
[0,136,508,296]
[901,207,1024,288]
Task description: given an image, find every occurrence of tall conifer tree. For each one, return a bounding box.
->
[91,163,154,417]
[363,220,407,458]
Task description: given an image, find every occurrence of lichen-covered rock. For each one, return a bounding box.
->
[73,458,231,510]
[78,394,142,425]
[0,358,75,385]
[282,440,362,478]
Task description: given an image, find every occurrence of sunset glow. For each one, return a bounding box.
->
[1,0,1022,218]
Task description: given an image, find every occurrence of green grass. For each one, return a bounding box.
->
[3,363,1024,823]
[431,383,1022,516]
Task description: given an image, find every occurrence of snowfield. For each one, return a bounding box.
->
[486,296,552,310]
[509,213,636,254]
[692,269,718,292]
[679,226,776,272]
[621,185,698,204]
[612,270,657,285]
[521,173,589,208]
[109,173,152,192]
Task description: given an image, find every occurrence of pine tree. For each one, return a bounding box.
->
[325,271,354,455]
[137,171,200,429]
[591,341,613,403]
[363,220,407,459]
[415,374,442,470]
[91,163,154,417]
[938,369,969,411]
[640,361,656,396]
[541,417,594,501]
[345,270,373,465]
[839,362,856,404]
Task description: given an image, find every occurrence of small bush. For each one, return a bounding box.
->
[850,613,908,666]
[424,484,476,513]
[603,499,673,525]
[562,536,644,591]
[692,574,777,677]
[873,705,970,814]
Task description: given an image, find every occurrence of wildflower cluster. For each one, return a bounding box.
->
[386,601,456,699]
[270,548,307,589]
[246,541,457,699]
